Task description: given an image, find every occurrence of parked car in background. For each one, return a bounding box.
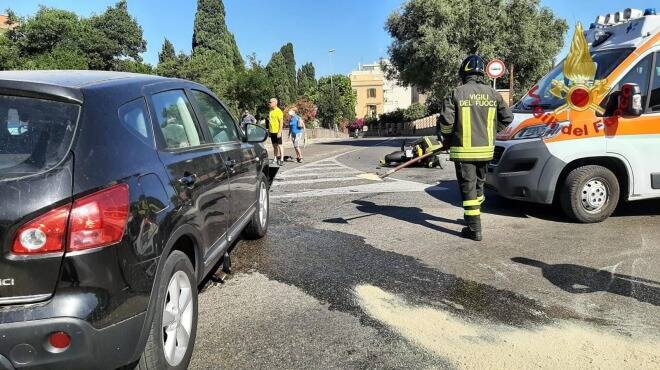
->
[0,71,275,370]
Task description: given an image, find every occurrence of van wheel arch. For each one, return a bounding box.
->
[554,156,630,205]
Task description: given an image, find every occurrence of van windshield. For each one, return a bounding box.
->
[0,95,80,180]
[515,48,635,112]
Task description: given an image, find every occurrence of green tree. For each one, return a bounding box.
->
[266,51,292,105]
[232,54,273,118]
[192,0,243,70]
[9,7,82,55]
[297,62,317,98]
[279,42,297,101]
[158,38,176,64]
[3,2,146,71]
[84,0,147,70]
[115,59,153,74]
[0,33,21,70]
[155,52,189,78]
[178,49,239,114]
[312,75,356,128]
[385,0,567,101]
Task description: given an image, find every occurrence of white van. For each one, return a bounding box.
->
[488,8,660,223]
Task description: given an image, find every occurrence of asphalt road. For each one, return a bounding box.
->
[190,137,660,370]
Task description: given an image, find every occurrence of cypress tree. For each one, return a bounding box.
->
[279,43,297,100]
[158,38,176,64]
[266,52,291,105]
[192,0,243,70]
[297,62,317,97]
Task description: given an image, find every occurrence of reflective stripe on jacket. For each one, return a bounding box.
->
[438,76,513,161]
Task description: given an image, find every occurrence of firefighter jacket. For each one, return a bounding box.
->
[438,76,514,161]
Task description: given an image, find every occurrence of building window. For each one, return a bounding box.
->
[367,88,377,98]
[367,105,377,117]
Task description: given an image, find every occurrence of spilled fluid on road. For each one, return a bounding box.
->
[355,284,660,370]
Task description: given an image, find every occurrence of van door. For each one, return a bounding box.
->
[605,52,660,197]
[189,90,259,231]
[149,89,230,255]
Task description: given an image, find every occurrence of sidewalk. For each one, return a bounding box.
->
[263,136,347,155]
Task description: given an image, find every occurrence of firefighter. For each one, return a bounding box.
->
[438,55,513,241]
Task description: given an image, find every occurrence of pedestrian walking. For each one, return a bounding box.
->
[241,110,256,131]
[288,107,305,163]
[438,55,513,241]
[268,98,284,166]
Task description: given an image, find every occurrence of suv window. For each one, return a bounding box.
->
[614,53,653,111]
[118,98,153,147]
[649,52,660,112]
[0,95,79,180]
[192,91,240,144]
[151,90,202,149]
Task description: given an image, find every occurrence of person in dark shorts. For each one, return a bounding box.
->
[268,98,284,165]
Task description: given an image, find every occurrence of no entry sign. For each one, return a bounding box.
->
[486,59,506,79]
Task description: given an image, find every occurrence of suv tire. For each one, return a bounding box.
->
[138,251,198,370]
[243,175,269,239]
[560,165,620,223]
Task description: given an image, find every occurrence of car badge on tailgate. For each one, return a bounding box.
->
[0,278,15,286]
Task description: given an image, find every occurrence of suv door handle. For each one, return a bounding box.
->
[178,173,197,187]
[225,159,237,168]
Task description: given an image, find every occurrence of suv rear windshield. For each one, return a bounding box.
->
[0,95,80,180]
[514,48,635,112]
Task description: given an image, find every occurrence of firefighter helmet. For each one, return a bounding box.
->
[459,55,485,79]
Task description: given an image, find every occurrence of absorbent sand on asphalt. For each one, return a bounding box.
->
[355,284,660,370]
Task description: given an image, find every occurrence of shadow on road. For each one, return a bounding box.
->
[424,180,566,221]
[341,200,463,237]
[512,257,660,306]
[425,180,660,221]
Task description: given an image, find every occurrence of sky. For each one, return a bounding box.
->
[2,1,657,77]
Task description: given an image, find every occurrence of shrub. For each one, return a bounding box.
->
[404,102,427,121]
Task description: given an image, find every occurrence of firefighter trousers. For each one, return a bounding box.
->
[454,161,487,232]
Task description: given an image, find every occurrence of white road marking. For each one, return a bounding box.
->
[271,137,446,198]
[272,177,366,186]
[278,170,361,179]
[273,178,446,199]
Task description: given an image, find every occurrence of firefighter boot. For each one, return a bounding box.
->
[461,215,482,241]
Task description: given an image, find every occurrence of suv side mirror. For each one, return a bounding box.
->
[245,123,268,143]
[619,83,643,117]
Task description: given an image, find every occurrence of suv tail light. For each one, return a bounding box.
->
[12,204,71,255]
[11,184,130,255]
[68,184,129,252]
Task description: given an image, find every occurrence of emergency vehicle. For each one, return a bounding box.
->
[487,8,660,223]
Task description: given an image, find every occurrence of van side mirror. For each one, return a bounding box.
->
[244,123,268,143]
[619,83,643,117]
[601,83,643,117]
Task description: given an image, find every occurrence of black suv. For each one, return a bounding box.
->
[0,71,275,370]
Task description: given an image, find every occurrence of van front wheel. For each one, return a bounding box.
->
[560,165,619,223]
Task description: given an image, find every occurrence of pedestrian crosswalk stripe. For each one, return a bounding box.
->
[278,170,360,179]
[272,179,446,199]
[272,177,367,186]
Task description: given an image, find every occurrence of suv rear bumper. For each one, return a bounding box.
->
[0,313,144,370]
[486,139,566,204]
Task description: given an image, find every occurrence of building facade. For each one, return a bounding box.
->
[349,63,385,119]
[350,61,427,119]
[0,15,18,32]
